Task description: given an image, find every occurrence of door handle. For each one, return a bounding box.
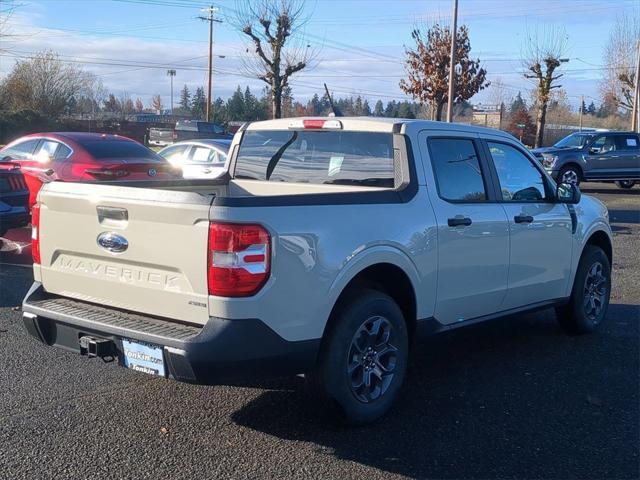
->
[514,215,534,224]
[447,217,472,227]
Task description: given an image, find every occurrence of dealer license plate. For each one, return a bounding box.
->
[122,339,165,377]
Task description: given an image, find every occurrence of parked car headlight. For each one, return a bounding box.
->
[541,155,558,168]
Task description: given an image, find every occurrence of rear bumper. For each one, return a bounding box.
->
[21,283,320,384]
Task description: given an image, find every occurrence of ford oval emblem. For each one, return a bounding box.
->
[148,168,157,177]
[97,232,128,253]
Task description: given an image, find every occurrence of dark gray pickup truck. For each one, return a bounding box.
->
[149,120,232,147]
[532,131,640,189]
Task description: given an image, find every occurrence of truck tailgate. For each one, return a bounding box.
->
[37,182,213,325]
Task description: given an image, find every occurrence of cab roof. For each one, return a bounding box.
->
[244,116,515,139]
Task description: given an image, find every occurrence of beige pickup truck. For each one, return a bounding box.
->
[22,118,612,424]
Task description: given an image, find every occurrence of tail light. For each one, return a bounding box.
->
[31,203,41,264]
[208,222,271,297]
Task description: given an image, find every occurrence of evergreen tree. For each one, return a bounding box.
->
[179,85,191,111]
[397,101,415,119]
[362,99,371,116]
[373,100,384,116]
[354,96,364,116]
[226,86,245,121]
[191,87,206,120]
[385,100,397,117]
[579,99,587,114]
[587,101,596,115]
[243,86,258,120]
[510,91,526,115]
[212,97,226,123]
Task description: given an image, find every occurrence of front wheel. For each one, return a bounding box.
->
[615,180,636,189]
[316,289,409,425]
[556,245,611,334]
[558,166,581,186]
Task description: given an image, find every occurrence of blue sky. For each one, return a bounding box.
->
[1,0,638,110]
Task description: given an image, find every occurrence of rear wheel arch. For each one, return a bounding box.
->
[323,262,418,344]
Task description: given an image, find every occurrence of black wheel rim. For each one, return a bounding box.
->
[347,316,398,403]
[583,261,607,322]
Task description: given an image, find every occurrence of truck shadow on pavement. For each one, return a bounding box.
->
[0,264,32,308]
[231,304,639,479]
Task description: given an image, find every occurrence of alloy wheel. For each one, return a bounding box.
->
[583,261,607,322]
[562,169,579,185]
[347,316,398,403]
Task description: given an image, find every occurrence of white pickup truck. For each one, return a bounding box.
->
[22,117,612,424]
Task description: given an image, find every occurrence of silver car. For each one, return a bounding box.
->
[158,139,230,179]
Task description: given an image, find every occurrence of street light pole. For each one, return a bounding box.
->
[446,0,458,123]
[167,69,176,116]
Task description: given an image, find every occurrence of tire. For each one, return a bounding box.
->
[557,165,582,186]
[316,289,409,425]
[615,180,636,189]
[556,245,611,334]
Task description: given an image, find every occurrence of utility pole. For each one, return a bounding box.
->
[446,0,458,123]
[324,83,338,116]
[579,94,583,132]
[167,69,176,116]
[199,5,222,122]
[632,40,640,133]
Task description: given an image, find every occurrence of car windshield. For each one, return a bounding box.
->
[82,141,163,161]
[553,133,593,149]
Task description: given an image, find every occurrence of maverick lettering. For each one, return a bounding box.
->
[57,255,181,291]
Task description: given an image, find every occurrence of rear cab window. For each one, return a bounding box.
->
[235,130,396,188]
[427,138,488,202]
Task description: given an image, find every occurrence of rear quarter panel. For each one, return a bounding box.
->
[208,189,438,342]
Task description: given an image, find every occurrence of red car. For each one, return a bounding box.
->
[0,132,181,208]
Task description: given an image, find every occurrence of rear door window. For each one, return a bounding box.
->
[159,144,190,163]
[34,140,60,162]
[235,130,395,187]
[427,138,487,202]
[189,146,216,163]
[614,135,640,151]
[55,143,72,160]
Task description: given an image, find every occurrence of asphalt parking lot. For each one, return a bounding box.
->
[0,183,638,479]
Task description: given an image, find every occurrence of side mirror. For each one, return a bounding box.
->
[0,155,12,163]
[557,182,581,204]
[589,147,600,155]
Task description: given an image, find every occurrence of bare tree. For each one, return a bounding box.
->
[151,94,163,113]
[602,15,639,112]
[234,0,314,118]
[0,50,96,117]
[522,26,568,148]
[400,24,489,121]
